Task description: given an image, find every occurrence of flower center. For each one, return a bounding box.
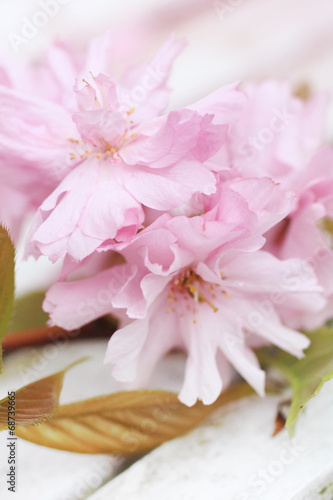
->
[67,120,138,165]
[166,269,227,319]
[67,136,121,162]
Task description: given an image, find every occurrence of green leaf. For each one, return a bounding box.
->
[9,290,48,332]
[0,358,86,430]
[258,326,333,433]
[14,383,253,455]
[0,226,15,372]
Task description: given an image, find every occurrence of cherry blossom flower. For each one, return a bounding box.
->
[44,178,324,406]
[203,80,333,328]
[264,146,333,329]
[0,33,113,240]
[14,36,232,263]
[205,79,327,179]
[0,84,74,241]
[2,26,332,410]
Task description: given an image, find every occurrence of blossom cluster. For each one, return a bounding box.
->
[1,33,333,406]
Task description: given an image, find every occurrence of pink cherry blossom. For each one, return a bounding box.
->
[15,37,231,263]
[0,33,103,240]
[0,84,75,241]
[264,146,333,329]
[2,25,333,411]
[0,32,189,245]
[202,80,333,328]
[44,178,323,406]
[206,80,327,179]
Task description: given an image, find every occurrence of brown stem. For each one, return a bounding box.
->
[2,318,115,353]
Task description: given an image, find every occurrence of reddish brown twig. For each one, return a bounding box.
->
[2,318,115,353]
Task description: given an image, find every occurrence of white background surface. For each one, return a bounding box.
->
[90,380,333,500]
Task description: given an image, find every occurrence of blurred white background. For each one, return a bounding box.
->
[1,0,333,110]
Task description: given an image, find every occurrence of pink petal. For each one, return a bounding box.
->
[44,267,125,330]
[123,160,216,210]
